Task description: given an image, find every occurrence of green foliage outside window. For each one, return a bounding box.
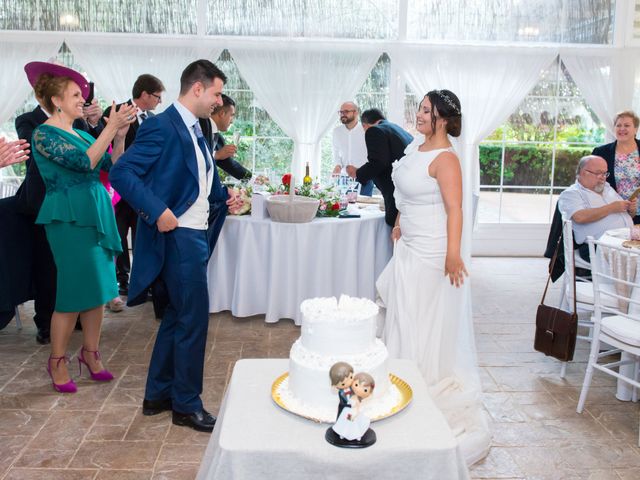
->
[479,144,595,191]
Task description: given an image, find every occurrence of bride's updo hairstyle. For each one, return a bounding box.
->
[425,89,462,138]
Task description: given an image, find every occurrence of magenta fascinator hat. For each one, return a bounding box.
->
[24,61,90,100]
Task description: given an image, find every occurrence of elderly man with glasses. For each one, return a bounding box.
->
[558,154,636,261]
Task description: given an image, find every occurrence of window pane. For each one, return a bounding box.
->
[499,188,553,223]
[553,145,595,188]
[503,143,553,187]
[0,0,196,34]
[555,98,606,144]
[478,188,501,223]
[407,0,615,44]
[505,98,557,143]
[479,144,503,187]
[207,0,398,38]
[217,51,251,91]
[254,107,287,138]
[255,138,294,176]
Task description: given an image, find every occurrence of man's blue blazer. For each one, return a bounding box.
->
[109,105,227,306]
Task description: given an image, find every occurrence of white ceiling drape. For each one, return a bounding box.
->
[0,38,62,124]
[64,37,222,110]
[561,49,638,141]
[230,43,381,179]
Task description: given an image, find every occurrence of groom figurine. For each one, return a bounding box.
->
[110,59,239,432]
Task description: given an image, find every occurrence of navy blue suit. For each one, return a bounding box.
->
[110,104,228,414]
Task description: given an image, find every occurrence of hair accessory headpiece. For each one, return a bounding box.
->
[434,90,461,115]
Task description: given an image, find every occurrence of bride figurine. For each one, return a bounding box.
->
[326,366,377,447]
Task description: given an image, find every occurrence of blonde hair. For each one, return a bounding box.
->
[614,110,639,129]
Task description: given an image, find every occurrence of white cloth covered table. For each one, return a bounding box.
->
[596,228,640,402]
[207,209,392,324]
[196,359,470,480]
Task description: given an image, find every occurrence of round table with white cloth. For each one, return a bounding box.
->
[206,208,392,324]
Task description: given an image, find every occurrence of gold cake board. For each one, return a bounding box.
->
[272,372,413,424]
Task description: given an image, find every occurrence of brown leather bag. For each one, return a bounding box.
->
[534,234,578,361]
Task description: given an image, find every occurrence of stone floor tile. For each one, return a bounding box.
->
[69,440,162,470]
[468,446,524,478]
[152,463,200,480]
[0,436,31,476]
[124,411,171,441]
[94,470,153,480]
[3,468,98,480]
[0,411,51,436]
[13,449,77,469]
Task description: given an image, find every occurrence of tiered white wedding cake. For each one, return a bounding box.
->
[278,295,400,422]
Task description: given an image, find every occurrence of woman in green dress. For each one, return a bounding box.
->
[29,63,137,393]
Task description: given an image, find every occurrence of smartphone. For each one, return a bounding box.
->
[84,82,95,106]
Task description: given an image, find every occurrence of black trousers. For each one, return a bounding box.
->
[115,200,138,290]
[31,222,57,332]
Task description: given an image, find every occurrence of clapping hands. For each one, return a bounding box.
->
[0,137,30,169]
[104,101,137,139]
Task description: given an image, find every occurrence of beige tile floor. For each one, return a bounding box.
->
[1,257,639,479]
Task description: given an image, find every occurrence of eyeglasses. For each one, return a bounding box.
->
[150,93,162,102]
[584,170,610,178]
[338,109,356,115]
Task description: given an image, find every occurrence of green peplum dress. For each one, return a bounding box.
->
[32,124,122,312]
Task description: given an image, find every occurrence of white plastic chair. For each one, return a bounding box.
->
[577,236,640,445]
[559,219,594,377]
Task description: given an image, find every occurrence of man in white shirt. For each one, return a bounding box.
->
[332,101,373,196]
[558,155,635,260]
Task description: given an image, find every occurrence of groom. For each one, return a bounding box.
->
[110,59,238,432]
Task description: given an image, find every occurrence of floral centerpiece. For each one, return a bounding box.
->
[313,185,342,217]
[228,182,252,215]
[267,173,343,217]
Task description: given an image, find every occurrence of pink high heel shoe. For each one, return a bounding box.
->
[78,347,114,382]
[47,355,77,393]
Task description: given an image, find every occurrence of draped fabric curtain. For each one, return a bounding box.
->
[64,38,222,110]
[0,39,62,125]
[230,43,381,179]
[561,50,636,141]
[392,45,556,257]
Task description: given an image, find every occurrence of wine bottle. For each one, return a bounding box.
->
[303,162,312,186]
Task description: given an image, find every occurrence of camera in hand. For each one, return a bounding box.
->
[83,81,95,107]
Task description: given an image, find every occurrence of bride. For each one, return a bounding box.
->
[376,89,491,465]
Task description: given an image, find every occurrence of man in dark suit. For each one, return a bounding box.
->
[110,60,240,433]
[103,74,165,298]
[14,88,104,344]
[209,94,251,180]
[345,109,413,226]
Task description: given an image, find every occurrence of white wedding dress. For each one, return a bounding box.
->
[376,141,491,466]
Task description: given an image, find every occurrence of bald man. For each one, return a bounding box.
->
[332,101,373,196]
[558,155,635,261]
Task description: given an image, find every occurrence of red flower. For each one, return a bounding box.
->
[282,173,292,186]
[331,202,340,210]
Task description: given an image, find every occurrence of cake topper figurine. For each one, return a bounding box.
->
[326,363,377,448]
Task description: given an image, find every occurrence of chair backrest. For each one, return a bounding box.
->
[562,218,591,279]
[588,236,640,323]
[0,177,20,199]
